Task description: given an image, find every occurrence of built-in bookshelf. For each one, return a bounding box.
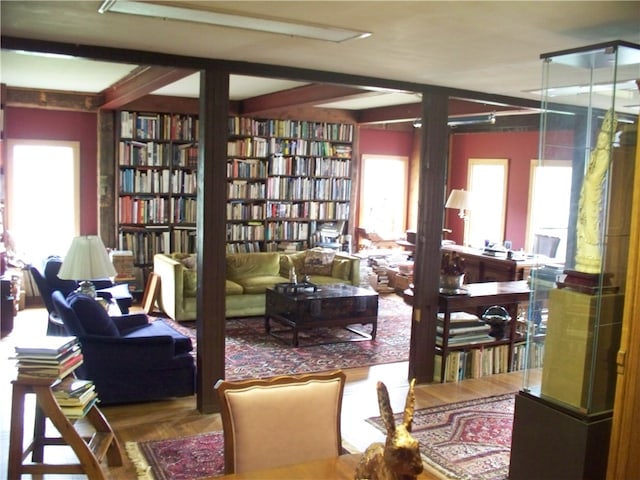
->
[116,111,199,267]
[226,116,354,254]
[116,111,355,263]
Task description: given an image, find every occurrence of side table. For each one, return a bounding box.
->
[7,376,123,479]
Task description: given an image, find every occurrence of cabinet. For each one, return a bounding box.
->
[116,111,198,268]
[226,116,353,253]
[435,281,530,383]
[509,41,638,480]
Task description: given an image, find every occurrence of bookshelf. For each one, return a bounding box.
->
[226,116,354,253]
[435,281,530,383]
[116,111,355,265]
[116,111,199,270]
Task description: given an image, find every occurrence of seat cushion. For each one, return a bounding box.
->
[67,293,119,337]
[226,280,244,295]
[235,275,288,294]
[123,319,193,355]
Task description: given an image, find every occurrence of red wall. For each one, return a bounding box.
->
[447,130,541,249]
[5,107,99,235]
[358,128,414,157]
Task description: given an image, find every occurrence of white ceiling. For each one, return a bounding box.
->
[1,1,639,112]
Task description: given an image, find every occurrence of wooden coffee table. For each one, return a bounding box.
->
[265,284,379,346]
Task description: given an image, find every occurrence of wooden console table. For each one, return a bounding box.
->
[7,375,123,479]
[436,280,531,383]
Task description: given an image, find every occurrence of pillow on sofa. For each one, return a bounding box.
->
[331,257,352,281]
[304,248,336,276]
[67,293,119,337]
[181,254,197,270]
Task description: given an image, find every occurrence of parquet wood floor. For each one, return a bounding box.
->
[1,305,529,479]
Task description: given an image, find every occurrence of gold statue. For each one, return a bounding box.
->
[355,379,424,480]
[575,109,617,273]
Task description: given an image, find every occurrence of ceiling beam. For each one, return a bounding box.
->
[100,66,195,110]
[240,84,369,116]
[357,98,536,124]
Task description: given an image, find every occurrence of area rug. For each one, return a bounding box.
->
[126,432,225,480]
[162,292,412,380]
[366,393,515,480]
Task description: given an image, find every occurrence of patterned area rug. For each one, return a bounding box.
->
[126,432,225,480]
[366,393,515,480]
[163,292,412,380]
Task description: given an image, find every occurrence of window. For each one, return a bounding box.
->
[358,154,408,240]
[465,158,509,248]
[526,160,572,261]
[6,140,80,264]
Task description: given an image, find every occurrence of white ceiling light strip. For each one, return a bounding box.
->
[98,1,371,43]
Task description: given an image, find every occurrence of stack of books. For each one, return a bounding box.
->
[52,377,99,419]
[13,336,84,381]
[436,311,492,346]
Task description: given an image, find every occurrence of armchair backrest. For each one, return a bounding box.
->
[215,370,346,474]
[44,256,78,297]
[53,291,120,337]
[30,265,55,314]
[51,290,87,336]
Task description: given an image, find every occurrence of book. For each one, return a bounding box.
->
[60,395,99,419]
[52,377,94,399]
[56,388,97,407]
[14,336,79,357]
[14,344,81,364]
[17,355,84,380]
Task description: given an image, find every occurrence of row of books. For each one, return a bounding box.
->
[53,377,99,419]
[227,116,354,143]
[435,344,511,383]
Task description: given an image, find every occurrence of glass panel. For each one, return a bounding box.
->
[524,42,639,415]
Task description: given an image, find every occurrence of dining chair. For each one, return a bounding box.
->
[215,370,346,474]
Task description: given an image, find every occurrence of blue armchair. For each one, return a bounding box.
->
[51,290,196,405]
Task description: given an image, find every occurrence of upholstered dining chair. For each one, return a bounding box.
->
[215,370,346,474]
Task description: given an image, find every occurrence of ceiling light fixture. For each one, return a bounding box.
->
[98,0,372,43]
[412,113,496,128]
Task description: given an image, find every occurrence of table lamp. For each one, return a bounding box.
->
[58,235,116,298]
[445,189,473,219]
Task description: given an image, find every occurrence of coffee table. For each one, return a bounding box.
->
[265,284,379,346]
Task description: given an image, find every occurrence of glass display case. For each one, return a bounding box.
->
[510,41,639,480]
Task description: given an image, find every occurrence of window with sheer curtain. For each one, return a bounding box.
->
[526,159,572,261]
[358,154,408,240]
[464,158,509,248]
[6,140,79,264]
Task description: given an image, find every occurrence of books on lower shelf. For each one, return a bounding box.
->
[435,344,511,383]
[52,377,99,419]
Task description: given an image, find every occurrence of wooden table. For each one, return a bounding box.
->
[265,284,378,346]
[215,454,433,479]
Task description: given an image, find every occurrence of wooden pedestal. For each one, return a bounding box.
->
[509,391,612,480]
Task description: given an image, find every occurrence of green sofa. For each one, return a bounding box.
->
[153,250,360,321]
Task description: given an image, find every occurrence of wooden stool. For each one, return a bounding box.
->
[7,376,123,480]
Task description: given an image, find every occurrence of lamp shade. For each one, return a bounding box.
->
[445,189,473,211]
[58,235,117,280]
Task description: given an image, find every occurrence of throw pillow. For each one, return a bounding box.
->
[304,248,336,276]
[68,293,119,337]
[181,254,197,270]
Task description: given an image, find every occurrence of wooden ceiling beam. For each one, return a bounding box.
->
[100,66,195,110]
[239,83,369,116]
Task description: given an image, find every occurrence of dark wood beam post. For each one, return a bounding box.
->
[409,92,448,384]
[196,69,228,413]
[97,110,116,247]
